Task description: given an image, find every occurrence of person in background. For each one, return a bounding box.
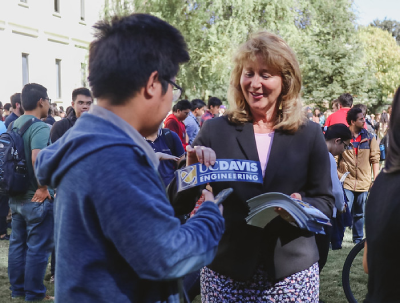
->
[170,30,334,302]
[50,87,93,143]
[305,106,313,120]
[43,108,56,126]
[184,98,206,145]
[164,99,191,150]
[338,107,380,244]
[364,86,400,303]
[324,109,332,120]
[0,119,8,241]
[312,107,320,124]
[218,104,226,116]
[325,93,354,127]
[8,83,54,301]
[4,103,12,120]
[58,106,65,119]
[316,124,351,273]
[5,93,24,128]
[145,127,185,187]
[332,99,340,113]
[200,96,222,126]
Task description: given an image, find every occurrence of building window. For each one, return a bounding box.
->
[22,54,29,86]
[56,59,62,98]
[80,0,85,21]
[81,63,87,87]
[54,0,60,13]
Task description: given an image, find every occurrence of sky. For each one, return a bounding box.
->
[353,0,400,25]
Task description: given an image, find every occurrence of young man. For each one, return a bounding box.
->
[50,87,93,143]
[325,93,353,127]
[35,13,224,303]
[5,93,24,128]
[184,98,206,145]
[145,128,185,187]
[164,99,191,150]
[338,107,380,244]
[8,83,54,301]
[200,96,222,126]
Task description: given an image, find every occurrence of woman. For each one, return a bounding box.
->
[171,31,333,302]
[364,87,400,302]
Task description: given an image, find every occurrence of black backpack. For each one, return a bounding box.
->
[0,118,40,196]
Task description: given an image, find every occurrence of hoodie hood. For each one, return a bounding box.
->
[35,113,138,189]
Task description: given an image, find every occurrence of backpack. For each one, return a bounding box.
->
[0,118,40,196]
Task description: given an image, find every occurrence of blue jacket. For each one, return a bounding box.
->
[35,112,224,303]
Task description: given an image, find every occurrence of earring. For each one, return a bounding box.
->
[279,102,283,110]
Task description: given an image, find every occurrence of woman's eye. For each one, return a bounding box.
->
[262,74,271,79]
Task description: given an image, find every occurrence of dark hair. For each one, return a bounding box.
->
[0,102,3,109]
[346,107,363,125]
[72,87,92,101]
[21,83,47,111]
[191,99,206,111]
[10,93,21,109]
[324,123,352,141]
[208,97,222,108]
[88,13,189,105]
[385,86,400,173]
[66,106,74,116]
[353,104,367,116]
[4,103,11,111]
[339,93,353,108]
[173,99,191,112]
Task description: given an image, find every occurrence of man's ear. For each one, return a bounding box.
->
[335,138,341,145]
[71,101,75,107]
[144,71,160,99]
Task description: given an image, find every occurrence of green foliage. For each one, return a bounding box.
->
[101,0,400,111]
[371,18,400,45]
[297,0,369,109]
[358,26,400,110]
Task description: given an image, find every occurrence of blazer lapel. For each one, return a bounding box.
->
[263,130,295,189]
[235,122,259,162]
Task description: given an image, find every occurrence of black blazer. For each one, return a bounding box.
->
[170,116,334,281]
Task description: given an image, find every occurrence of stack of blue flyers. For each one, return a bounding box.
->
[245,192,331,234]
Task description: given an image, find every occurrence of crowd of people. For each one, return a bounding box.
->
[0,12,398,303]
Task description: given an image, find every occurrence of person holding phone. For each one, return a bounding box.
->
[171,31,333,302]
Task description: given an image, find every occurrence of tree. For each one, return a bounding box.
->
[296,0,369,108]
[358,26,400,110]
[102,0,311,101]
[371,18,400,45]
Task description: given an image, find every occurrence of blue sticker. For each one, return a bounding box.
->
[176,159,263,192]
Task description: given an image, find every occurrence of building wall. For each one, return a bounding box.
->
[0,0,104,108]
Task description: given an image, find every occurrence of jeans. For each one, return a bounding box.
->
[8,198,54,301]
[344,190,368,244]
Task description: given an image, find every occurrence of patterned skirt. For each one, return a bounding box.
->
[200,263,319,303]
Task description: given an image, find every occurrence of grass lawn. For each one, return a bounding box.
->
[0,228,366,303]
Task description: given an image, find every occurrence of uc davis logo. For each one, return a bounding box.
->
[180,166,197,186]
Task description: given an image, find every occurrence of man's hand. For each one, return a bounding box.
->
[186,146,216,167]
[156,152,179,161]
[31,186,51,203]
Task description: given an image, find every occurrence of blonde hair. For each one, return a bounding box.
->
[227,31,306,133]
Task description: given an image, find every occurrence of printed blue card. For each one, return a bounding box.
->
[175,159,263,192]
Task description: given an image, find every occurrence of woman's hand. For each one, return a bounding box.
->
[274,193,301,222]
[186,145,216,167]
